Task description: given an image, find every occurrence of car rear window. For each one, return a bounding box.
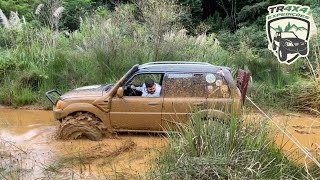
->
[164,73,206,97]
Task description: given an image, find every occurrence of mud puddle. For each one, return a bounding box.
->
[272,113,320,163]
[0,108,167,179]
[245,111,320,164]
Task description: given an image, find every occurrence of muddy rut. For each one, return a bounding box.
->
[1,107,320,179]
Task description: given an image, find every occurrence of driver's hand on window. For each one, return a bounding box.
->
[130,85,136,89]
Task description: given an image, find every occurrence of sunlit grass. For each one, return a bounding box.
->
[150,113,319,179]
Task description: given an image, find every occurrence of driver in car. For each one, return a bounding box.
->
[131,79,161,97]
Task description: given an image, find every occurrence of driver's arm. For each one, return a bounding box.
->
[136,86,143,91]
[131,85,143,92]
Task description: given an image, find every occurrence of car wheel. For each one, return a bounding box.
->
[272,42,277,51]
[278,46,287,62]
[57,112,107,141]
[300,49,308,56]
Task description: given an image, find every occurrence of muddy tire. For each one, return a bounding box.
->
[57,112,107,141]
[278,46,287,62]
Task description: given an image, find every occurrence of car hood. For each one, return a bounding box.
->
[283,38,305,43]
[60,84,114,100]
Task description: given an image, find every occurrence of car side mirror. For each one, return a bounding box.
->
[117,87,124,98]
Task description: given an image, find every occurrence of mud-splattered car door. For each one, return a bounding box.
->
[161,73,207,130]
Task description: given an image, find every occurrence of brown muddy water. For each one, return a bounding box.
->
[0,107,320,179]
[272,113,320,163]
[245,112,320,164]
[0,107,167,179]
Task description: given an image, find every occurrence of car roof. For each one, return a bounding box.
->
[138,61,231,73]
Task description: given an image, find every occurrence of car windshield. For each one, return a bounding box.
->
[281,32,297,38]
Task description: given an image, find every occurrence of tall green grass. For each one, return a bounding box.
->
[149,114,318,179]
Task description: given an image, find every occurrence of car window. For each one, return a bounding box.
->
[281,32,297,38]
[130,73,163,86]
[164,73,206,97]
[123,73,163,97]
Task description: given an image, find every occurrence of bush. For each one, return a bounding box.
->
[0,52,17,83]
[0,79,35,106]
[13,88,36,106]
[284,80,320,113]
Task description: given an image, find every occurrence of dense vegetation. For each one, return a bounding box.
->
[0,0,319,109]
[1,0,320,178]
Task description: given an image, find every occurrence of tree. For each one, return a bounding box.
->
[178,0,203,33]
[62,0,92,31]
[137,0,186,61]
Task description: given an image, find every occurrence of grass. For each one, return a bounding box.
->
[149,113,319,179]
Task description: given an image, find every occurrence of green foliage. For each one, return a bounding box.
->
[0,78,36,106]
[62,0,92,31]
[13,88,36,106]
[17,69,45,91]
[282,80,320,112]
[237,1,269,27]
[0,0,40,21]
[205,12,225,32]
[138,0,187,61]
[95,6,109,17]
[218,25,269,55]
[178,0,202,33]
[150,114,310,179]
[0,51,17,82]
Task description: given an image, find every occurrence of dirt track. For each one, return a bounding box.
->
[0,107,320,179]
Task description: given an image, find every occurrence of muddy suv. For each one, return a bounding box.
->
[46,61,250,140]
[272,31,308,61]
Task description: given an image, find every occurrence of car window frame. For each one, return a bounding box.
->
[123,72,165,98]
